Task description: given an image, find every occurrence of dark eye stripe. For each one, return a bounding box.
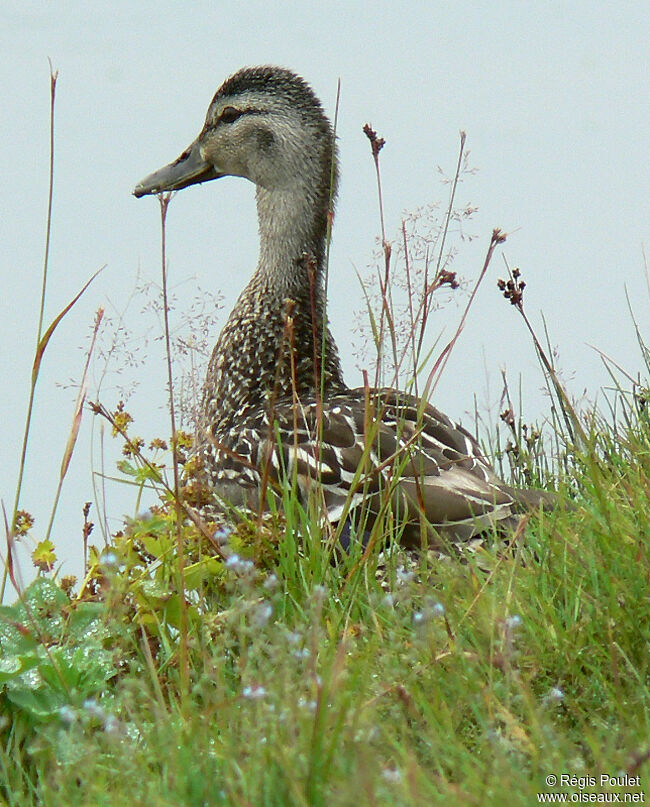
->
[220,106,243,124]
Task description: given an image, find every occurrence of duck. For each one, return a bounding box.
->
[134,65,555,549]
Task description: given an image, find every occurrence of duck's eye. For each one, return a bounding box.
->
[220,106,242,124]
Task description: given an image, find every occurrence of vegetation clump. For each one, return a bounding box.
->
[1,68,648,806]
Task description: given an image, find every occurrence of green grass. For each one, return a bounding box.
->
[1,416,648,805]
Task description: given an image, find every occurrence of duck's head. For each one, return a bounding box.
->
[134,65,336,198]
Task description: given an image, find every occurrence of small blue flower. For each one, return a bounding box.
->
[396,567,415,585]
[104,713,121,735]
[213,527,232,546]
[59,705,77,726]
[101,552,119,569]
[242,684,266,700]
[253,602,273,627]
[83,698,106,721]
[312,585,327,603]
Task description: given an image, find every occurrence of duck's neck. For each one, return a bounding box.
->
[202,184,346,437]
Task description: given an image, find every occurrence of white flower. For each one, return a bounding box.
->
[396,567,415,585]
[213,528,232,546]
[242,685,267,700]
[104,714,121,735]
[381,767,402,783]
[253,602,274,627]
[83,698,106,721]
[59,705,77,726]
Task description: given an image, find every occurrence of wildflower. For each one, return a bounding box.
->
[60,575,77,595]
[112,405,133,437]
[311,584,327,603]
[432,602,446,616]
[544,686,565,704]
[104,713,122,735]
[102,552,119,570]
[213,527,232,546]
[396,566,415,585]
[500,408,516,429]
[83,698,106,721]
[149,437,168,450]
[59,705,77,726]
[14,510,34,536]
[497,267,526,308]
[297,697,317,712]
[82,503,94,540]
[435,269,459,290]
[253,602,273,628]
[122,436,145,457]
[174,430,194,449]
[225,554,255,575]
[31,539,57,572]
[242,685,266,700]
[381,767,402,783]
[363,123,386,159]
[263,573,279,591]
[505,615,523,629]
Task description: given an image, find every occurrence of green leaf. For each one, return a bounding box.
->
[32,539,57,572]
[0,579,68,653]
[140,532,174,560]
[184,557,224,590]
[6,645,116,721]
[65,602,108,642]
[117,459,138,477]
[0,653,39,683]
[32,267,103,383]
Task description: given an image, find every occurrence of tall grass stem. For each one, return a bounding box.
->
[158,193,190,701]
[3,65,58,602]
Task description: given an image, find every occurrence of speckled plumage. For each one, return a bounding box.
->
[134,65,555,546]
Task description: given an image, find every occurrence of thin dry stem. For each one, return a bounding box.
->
[46,308,105,542]
[363,123,396,387]
[434,131,466,280]
[422,228,506,403]
[320,79,341,406]
[499,257,585,447]
[4,67,58,601]
[159,192,189,699]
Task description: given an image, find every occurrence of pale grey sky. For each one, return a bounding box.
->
[1,1,649,588]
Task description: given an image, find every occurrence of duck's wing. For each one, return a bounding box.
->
[200,387,526,544]
[294,388,520,543]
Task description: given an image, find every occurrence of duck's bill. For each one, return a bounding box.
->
[133,139,222,197]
